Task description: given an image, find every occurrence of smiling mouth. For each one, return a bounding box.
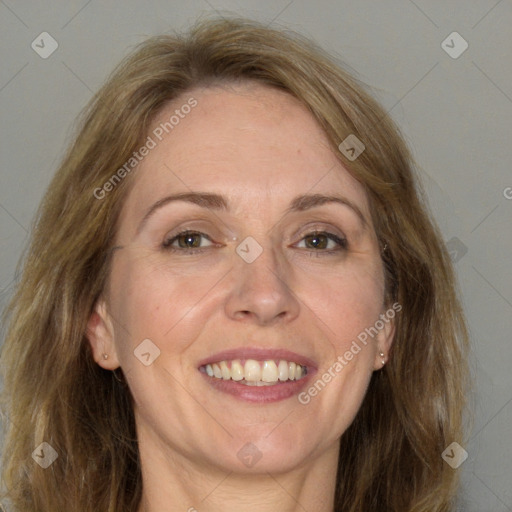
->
[199,359,308,386]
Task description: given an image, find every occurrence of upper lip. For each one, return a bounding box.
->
[197,347,317,369]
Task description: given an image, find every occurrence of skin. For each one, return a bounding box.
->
[87,82,395,512]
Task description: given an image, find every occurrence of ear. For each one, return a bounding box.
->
[373,307,397,371]
[86,299,121,370]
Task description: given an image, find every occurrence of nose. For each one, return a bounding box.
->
[224,242,300,326]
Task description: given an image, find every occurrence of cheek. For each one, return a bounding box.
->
[299,258,385,352]
[297,274,381,440]
[109,246,384,363]
[108,252,224,358]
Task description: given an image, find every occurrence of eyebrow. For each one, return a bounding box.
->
[136,191,367,234]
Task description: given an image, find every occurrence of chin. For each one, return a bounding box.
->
[207,430,321,475]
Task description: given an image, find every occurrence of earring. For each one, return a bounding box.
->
[379,351,386,366]
[102,353,109,360]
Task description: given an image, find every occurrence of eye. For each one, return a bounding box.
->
[161,229,347,255]
[162,230,214,252]
[295,231,347,253]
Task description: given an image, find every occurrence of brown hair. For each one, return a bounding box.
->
[0,16,470,511]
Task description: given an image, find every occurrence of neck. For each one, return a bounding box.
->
[136,436,339,512]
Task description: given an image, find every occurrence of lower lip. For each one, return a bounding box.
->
[199,371,315,403]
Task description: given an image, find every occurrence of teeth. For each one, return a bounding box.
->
[244,360,261,382]
[212,363,222,379]
[288,361,296,380]
[231,360,244,381]
[262,360,278,383]
[278,360,289,381]
[220,361,230,380]
[203,359,307,384]
[244,380,276,386]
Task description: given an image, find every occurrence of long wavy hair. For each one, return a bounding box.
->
[0,16,470,512]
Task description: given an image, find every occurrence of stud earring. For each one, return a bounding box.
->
[379,351,386,366]
[102,353,109,360]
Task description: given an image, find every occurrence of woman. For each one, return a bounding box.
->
[0,17,470,512]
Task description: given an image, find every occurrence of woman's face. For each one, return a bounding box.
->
[89,82,394,474]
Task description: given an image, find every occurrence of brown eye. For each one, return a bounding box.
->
[163,231,213,251]
[296,232,347,252]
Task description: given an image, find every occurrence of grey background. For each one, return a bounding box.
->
[0,1,511,510]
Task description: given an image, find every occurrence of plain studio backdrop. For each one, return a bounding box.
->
[0,1,511,510]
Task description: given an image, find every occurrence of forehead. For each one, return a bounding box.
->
[119,83,370,229]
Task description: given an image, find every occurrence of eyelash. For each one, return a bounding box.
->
[162,229,348,255]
